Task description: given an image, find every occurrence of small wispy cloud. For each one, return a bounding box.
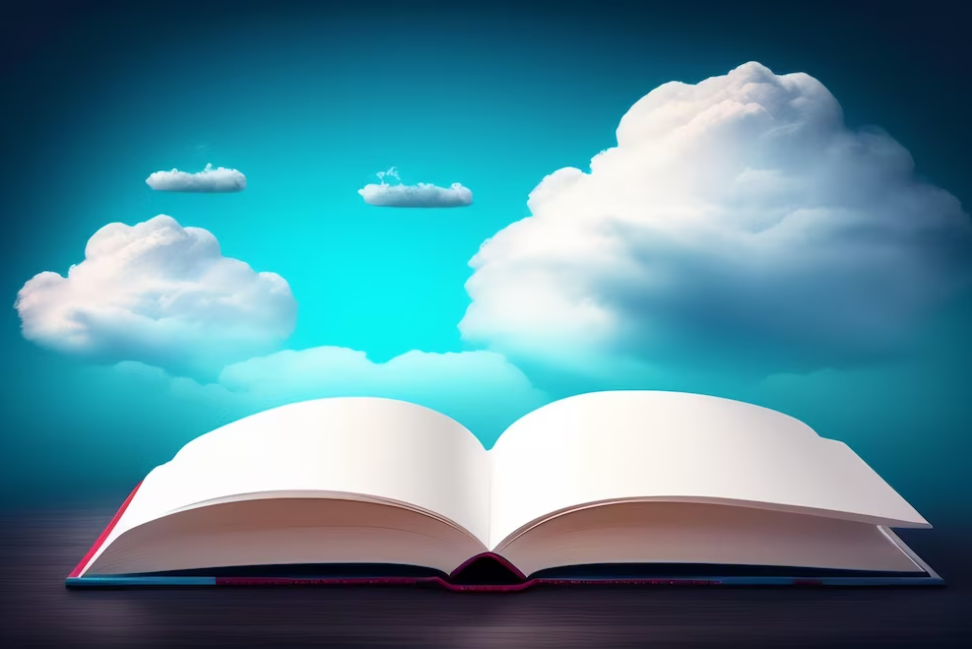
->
[146,163,246,193]
[358,167,473,208]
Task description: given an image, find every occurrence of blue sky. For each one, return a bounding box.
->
[1,0,971,516]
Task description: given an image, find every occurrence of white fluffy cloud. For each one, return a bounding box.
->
[146,163,247,192]
[460,62,972,373]
[15,215,296,376]
[358,167,473,208]
[113,347,548,446]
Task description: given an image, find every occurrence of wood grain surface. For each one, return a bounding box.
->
[1,506,970,648]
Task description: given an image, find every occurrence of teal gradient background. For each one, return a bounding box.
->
[0,0,970,545]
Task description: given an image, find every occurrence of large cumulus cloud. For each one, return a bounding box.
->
[146,163,246,192]
[460,62,972,374]
[15,215,296,376]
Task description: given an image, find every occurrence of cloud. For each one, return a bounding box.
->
[111,347,549,447]
[146,163,246,192]
[459,62,972,374]
[15,215,296,377]
[358,167,473,208]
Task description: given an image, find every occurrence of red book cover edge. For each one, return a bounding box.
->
[67,481,143,579]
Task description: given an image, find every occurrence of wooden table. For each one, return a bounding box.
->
[1,506,970,648]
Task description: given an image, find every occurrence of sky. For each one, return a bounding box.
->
[1,0,971,525]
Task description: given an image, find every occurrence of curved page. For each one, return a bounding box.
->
[498,501,924,576]
[79,397,490,576]
[488,391,928,549]
[85,497,485,576]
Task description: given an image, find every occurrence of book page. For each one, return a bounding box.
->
[86,497,486,576]
[487,391,929,550]
[85,397,491,573]
[498,501,924,576]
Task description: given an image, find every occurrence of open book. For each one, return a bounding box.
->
[67,390,942,590]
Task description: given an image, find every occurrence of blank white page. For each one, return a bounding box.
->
[488,391,929,549]
[82,397,491,575]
